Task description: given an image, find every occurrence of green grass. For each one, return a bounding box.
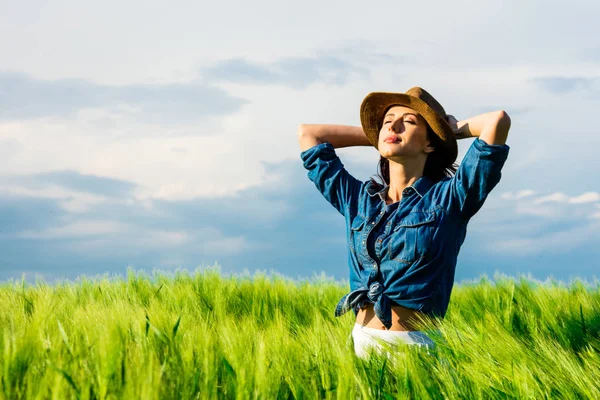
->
[1,266,599,399]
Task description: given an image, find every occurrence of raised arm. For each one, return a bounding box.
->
[442,110,512,220]
[298,124,372,152]
[298,124,369,216]
[448,110,511,146]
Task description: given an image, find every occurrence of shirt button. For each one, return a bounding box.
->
[372,222,375,225]
[362,241,365,244]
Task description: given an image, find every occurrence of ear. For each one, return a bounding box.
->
[424,141,435,154]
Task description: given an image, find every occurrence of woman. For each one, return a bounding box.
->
[298,87,511,359]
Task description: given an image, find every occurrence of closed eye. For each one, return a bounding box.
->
[384,119,416,125]
[384,119,417,126]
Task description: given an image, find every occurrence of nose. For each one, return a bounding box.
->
[389,118,405,133]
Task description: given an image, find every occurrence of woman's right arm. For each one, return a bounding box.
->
[298,124,372,152]
[298,124,368,216]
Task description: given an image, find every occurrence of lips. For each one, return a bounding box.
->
[383,135,399,143]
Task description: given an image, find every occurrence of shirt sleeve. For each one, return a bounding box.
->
[443,137,510,220]
[300,142,364,216]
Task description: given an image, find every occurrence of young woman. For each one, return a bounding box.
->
[298,87,511,359]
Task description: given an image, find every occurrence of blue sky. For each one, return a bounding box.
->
[1,0,599,284]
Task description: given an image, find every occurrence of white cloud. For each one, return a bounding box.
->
[489,220,600,256]
[0,138,21,161]
[591,204,600,219]
[533,192,569,204]
[0,114,262,201]
[499,190,600,219]
[64,225,262,256]
[569,192,600,204]
[59,195,108,213]
[514,203,560,218]
[500,189,537,200]
[522,191,600,206]
[0,182,115,214]
[0,2,513,82]
[16,220,130,239]
[516,190,537,199]
[0,183,86,199]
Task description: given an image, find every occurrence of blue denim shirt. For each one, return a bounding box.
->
[300,138,510,329]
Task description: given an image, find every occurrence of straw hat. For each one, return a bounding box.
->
[360,87,458,164]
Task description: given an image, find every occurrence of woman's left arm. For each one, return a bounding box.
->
[441,110,512,221]
[447,110,511,145]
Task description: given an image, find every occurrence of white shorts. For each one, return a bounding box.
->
[351,323,439,359]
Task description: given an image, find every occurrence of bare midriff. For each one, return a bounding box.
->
[355,303,437,331]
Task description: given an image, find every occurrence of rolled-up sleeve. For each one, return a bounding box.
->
[300,142,364,216]
[444,137,510,220]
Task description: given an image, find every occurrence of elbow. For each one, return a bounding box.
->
[298,124,307,138]
[298,124,315,138]
[494,110,511,129]
[486,110,511,145]
[298,124,322,142]
[298,125,323,151]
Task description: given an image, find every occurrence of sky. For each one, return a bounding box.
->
[1,0,599,285]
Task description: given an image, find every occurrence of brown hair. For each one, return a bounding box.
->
[369,124,458,188]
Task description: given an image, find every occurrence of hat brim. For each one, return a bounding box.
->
[360,92,457,163]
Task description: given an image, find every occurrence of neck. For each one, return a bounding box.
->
[386,158,426,203]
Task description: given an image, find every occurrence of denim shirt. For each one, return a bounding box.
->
[300,138,510,329]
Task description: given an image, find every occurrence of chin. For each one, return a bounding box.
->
[379,149,402,158]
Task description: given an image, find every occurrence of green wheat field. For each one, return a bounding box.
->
[1,266,599,399]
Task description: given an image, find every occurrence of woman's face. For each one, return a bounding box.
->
[377,105,434,160]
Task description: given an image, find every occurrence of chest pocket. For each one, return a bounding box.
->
[348,215,366,256]
[387,211,436,264]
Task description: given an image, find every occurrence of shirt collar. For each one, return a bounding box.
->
[366,176,434,201]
